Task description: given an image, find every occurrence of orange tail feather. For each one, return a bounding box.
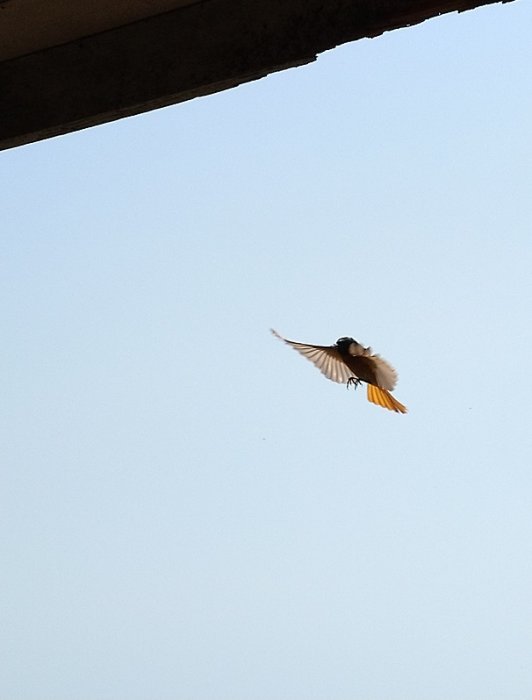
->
[367,384,407,414]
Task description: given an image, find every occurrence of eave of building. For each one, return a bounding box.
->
[0,0,516,151]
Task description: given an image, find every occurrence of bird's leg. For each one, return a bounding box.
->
[346,376,361,390]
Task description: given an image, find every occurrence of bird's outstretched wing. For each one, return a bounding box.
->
[367,384,408,414]
[271,329,355,384]
[366,354,398,391]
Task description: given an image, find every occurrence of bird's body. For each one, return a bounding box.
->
[271,329,407,414]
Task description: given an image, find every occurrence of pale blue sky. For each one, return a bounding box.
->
[2,3,532,698]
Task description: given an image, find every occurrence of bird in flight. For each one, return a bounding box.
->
[271,329,407,414]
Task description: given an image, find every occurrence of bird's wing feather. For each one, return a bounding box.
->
[271,329,354,384]
[367,354,398,391]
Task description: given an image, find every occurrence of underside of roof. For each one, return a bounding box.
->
[0,0,515,151]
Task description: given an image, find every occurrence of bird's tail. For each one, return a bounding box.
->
[367,384,407,414]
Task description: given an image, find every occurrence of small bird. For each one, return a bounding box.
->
[271,329,407,414]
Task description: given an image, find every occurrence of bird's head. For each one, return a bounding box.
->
[336,337,366,356]
[336,336,356,347]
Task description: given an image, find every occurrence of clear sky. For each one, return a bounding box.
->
[3,3,532,698]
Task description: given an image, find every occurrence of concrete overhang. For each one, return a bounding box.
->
[0,0,516,151]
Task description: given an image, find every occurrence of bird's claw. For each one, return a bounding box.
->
[346,377,361,390]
